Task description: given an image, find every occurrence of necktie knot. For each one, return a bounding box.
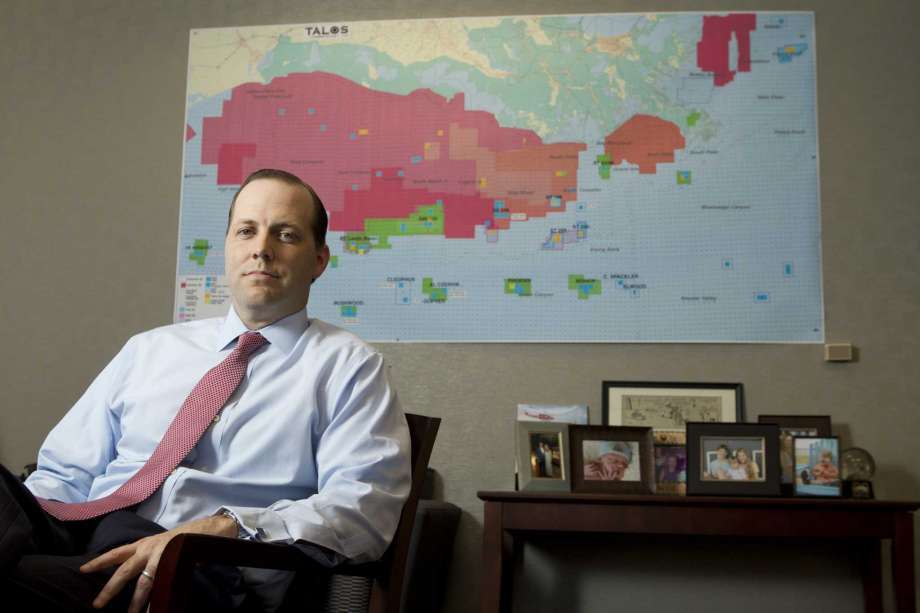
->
[236,331,267,356]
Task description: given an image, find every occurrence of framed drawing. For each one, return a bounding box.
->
[603,381,743,430]
[757,415,831,493]
[570,426,655,494]
[516,422,571,492]
[686,422,781,497]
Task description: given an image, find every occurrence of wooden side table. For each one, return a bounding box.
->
[478,491,919,613]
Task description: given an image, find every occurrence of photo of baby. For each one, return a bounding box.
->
[583,440,640,481]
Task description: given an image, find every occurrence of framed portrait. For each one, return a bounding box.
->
[794,436,842,497]
[603,382,743,437]
[570,426,655,494]
[654,444,687,495]
[516,422,571,492]
[686,422,780,496]
[757,415,831,493]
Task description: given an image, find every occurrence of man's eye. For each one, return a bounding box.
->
[279,231,299,242]
[236,227,254,237]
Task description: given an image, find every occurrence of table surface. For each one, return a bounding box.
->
[478,490,920,511]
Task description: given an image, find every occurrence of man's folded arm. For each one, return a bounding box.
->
[219,350,412,562]
[24,337,134,503]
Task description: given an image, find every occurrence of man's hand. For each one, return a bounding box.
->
[79,513,239,613]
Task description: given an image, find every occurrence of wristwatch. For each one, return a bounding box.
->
[215,508,251,540]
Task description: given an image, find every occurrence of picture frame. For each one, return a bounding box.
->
[794,436,842,497]
[570,426,655,494]
[686,422,781,497]
[603,381,743,431]
[516,422,571,492]
[652,430,687,495]
[757,415,832,493]
[654,444,687,495]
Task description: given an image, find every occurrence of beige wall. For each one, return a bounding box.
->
[1,1,918,611]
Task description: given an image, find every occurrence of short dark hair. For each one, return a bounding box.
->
[226,168,328,246]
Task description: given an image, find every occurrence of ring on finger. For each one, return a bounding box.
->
[140,569,155,581]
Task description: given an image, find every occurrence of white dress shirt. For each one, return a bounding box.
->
[25,307,411,565]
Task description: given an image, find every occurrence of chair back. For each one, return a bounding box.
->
[368,412,441,612]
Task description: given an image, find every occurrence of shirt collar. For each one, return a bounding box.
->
[216,306,310,355]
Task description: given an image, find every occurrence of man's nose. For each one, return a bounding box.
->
[251,233,274,260]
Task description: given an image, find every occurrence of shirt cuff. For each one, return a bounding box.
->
[215,507,263,540]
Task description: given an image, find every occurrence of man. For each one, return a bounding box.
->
[1,169,411,611]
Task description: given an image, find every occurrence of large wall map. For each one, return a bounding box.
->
[176,12,823,342]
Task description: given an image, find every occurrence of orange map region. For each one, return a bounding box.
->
[200,72,585,239]
[604,114,685,174]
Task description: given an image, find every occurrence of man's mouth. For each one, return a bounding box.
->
[245,270,280,279]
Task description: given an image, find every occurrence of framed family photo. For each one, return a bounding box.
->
[757,414,831,494]
[516,422,571,492]
[686,422,780,496]
[603,381,743,430]
[570,426,655,494]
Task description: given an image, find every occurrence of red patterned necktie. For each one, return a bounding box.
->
[37,331,268,521]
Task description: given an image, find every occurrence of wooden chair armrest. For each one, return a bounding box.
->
[149,533,379,612]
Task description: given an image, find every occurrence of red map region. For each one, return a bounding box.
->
[217,143,256,185]
[604,114,685,174]
[696,14,756,87]
[185,124,196,142]
[200,72,585,239]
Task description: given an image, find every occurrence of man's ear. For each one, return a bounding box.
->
[311,243,331,284]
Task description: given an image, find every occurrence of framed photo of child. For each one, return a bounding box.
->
[757,414,831,495]
[794,436,842,497]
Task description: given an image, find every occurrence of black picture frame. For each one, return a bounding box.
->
[686,422,781,497]
[603,381,744,428]
[570,426,655,494]
[757,415,832,494]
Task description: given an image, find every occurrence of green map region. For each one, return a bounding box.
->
[569,274,602,300]
[422,277,448,302]
[505,278,533,297]
[188,239,211,266]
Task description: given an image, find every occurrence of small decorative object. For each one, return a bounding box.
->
[757,415,832,495]
[686,422,781,496]
[517,404,589,424]
[841,446,876,499]
[570,426,655,494]
[794,436,842,497]
[516,422,571,492]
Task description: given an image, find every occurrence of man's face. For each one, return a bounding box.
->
[225,178,330,328]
